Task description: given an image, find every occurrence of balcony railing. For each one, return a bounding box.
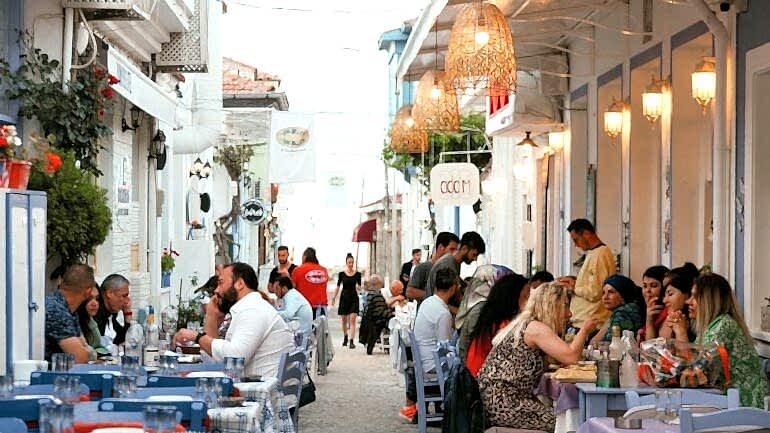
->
[61,0,154,20]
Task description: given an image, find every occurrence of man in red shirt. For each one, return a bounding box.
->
[291,247,330,318]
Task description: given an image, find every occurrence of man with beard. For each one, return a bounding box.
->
[45,264,97,363]
[423,231,485,314]
[174,262,294,377]
[269,245,297,291]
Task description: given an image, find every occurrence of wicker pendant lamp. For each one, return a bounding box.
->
[390,105,429,153]
[413,70,460,132]
[445,1,517,95]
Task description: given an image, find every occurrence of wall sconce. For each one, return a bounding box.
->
[642,75,666,123]
[603,99,625,138]
[189,157,211,179]
[691,56,716,111]
[548,130,565,152]
[121,106,141,132]
[516,131,538,147]
[150,129,166,170]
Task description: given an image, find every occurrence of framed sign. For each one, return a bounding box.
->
[241,198,267,225]
[430,162,480,206]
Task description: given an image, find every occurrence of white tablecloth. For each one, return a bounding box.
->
[207,377,294,433]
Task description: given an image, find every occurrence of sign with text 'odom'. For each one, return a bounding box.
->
[430,163,480,206]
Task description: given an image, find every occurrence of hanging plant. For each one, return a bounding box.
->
[212,145,255,263]
[0,32,117,175]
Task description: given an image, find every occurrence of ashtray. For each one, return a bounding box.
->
[218,396,245,408]
[614,417,642,429]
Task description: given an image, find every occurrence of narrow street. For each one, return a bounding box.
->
[298,309,436,433]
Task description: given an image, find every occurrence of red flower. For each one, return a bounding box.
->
[108,74,120,85]
[45,152,63,174]
[94,67,105,78]
[0,136,6,147]
[101,87,114,98]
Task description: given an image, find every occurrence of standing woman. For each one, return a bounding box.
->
[333,253,361,348]
[673,273,770,408]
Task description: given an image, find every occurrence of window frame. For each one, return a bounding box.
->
[0,0,22,125]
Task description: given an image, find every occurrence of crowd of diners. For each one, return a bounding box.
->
[398,218,770,432]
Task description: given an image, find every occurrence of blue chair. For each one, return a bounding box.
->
[0,417,27,433]
[624,388,739,410]
[407,330,443,433]
[146,375,234,396]
[432,341,459,398]
[98,398,207,431]
[680,407,770,433]
[0,398,54,430]
[277,348,308,429]
[30,372,113,400]
[12,383,89,398]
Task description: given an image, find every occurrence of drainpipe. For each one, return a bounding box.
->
[690,0,730,276]
[62,8,74,91]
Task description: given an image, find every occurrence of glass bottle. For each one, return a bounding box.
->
[143,306,160,368]
[608,325,623,360]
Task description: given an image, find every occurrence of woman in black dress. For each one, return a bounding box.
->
[333,253,361,348]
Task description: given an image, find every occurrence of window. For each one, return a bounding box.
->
[0,0,21,124]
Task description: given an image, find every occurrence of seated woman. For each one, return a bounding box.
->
[464,273,529,376]
[639,265,669,341]
[673,273,770,408]
[661,266,698,342]
[77,283,110,358]
[455,264,513,362]
[591,275,645,344]
[478,282,597,431]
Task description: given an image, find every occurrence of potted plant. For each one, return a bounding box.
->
[160,247,179,288]
[189,219,205,240]
[762,297,770,332]
[0,128,62,189]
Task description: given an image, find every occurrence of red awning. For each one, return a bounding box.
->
[352,219,377,242]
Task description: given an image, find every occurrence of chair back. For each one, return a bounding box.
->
[679,407,770,433]
[98,398,206,431]
[624,388,739,410]
[277,348,307,408]
[407,330,442,433]
[0,417,27,433]
[0,398,53,429]
[432,341,458,397]
[30,371,113,400]
[146,375,233,396]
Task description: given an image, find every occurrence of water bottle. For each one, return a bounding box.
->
[608,325,623,360]
[143,306,160,368]
[619,352,639,387]
[124,311,144,362]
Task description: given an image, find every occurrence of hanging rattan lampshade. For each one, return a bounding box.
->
[445,1,517,95]
[413,70,460,132]
[390,105,429,153]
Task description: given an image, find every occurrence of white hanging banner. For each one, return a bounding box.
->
[430,162,480,206]
[269,112,316,183]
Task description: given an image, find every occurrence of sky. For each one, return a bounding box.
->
[221,0,427,270]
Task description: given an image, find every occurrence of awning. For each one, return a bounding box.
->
[352,219,377,243]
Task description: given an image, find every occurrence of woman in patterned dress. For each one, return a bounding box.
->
[672,273,770,408]
[478,282,598,431]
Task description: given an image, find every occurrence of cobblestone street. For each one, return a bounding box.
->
[298,310,436,433]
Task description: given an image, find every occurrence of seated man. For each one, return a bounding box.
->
[174,262,294,378]
[45,264,98,363]
[399,267,458,422]
[94,274,131,346]
[362,276,404,355]
[271,276,313,337]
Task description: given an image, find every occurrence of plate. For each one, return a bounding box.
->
[91,429,144,433]
[185,371,227,378]
[146,395,193,402]
[88,370,122,376]
[14,394,54,400]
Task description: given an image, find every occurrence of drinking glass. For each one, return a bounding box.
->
[38,401,58,433]
[234,357,245,381]
[667,390,682,418]
[143,405,160,433]
[53,376,69,401]
[195,378,210,402]
[0,375,13,399]
[158,406,178,433]
[167,356,178,376]
[51,354,66,372]
[655,390,670,420]
[66,376,80,403]
[59,403,74,432]
[224,357,237,380]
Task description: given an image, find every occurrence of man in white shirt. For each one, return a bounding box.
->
[174,262,294,378]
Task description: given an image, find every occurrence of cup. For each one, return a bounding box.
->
[38,401,58,433]
[655,390,669,419]
[51,353,70,372]
[667,390,682,418]
[143,405,160,433]
[0,375,13,399]
[158,406,178,433]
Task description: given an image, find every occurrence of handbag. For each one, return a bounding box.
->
[298,372,316,407]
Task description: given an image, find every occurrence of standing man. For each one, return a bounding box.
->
[291,247,330,318]
[45,264,97,363]
[406,232,460,303]
[269,245,297,291]
[174,262,294,378]
[399,249,422,291]
[95,274,131,346]
[424,231,486,304]
[564,218,616,329]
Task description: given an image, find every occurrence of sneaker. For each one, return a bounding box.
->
[398,405,417,422]
[342,335,348,347]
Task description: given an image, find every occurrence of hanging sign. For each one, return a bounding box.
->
[430,162,480,206]
[241,198,267,225]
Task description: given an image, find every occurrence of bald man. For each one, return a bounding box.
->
[361,275,399,355]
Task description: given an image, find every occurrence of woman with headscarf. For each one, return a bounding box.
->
[465,273,530,376]
[590,274,646,344]
[455,265,513,361]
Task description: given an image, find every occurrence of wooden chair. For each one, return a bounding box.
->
[30,371,113,400]
[277,348,308,430]
[407,330,443,433]
[624,388,739,410]
[98,398,206,431]
[679,407,770,433]
[0,418,27,433]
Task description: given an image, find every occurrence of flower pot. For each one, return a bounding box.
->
[761,306,770,332]
[190,228,205,240]
[2,160,32,189]
[161,271,172,288]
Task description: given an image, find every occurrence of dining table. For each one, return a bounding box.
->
[577,416,766,433]
[207,377,295,433]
